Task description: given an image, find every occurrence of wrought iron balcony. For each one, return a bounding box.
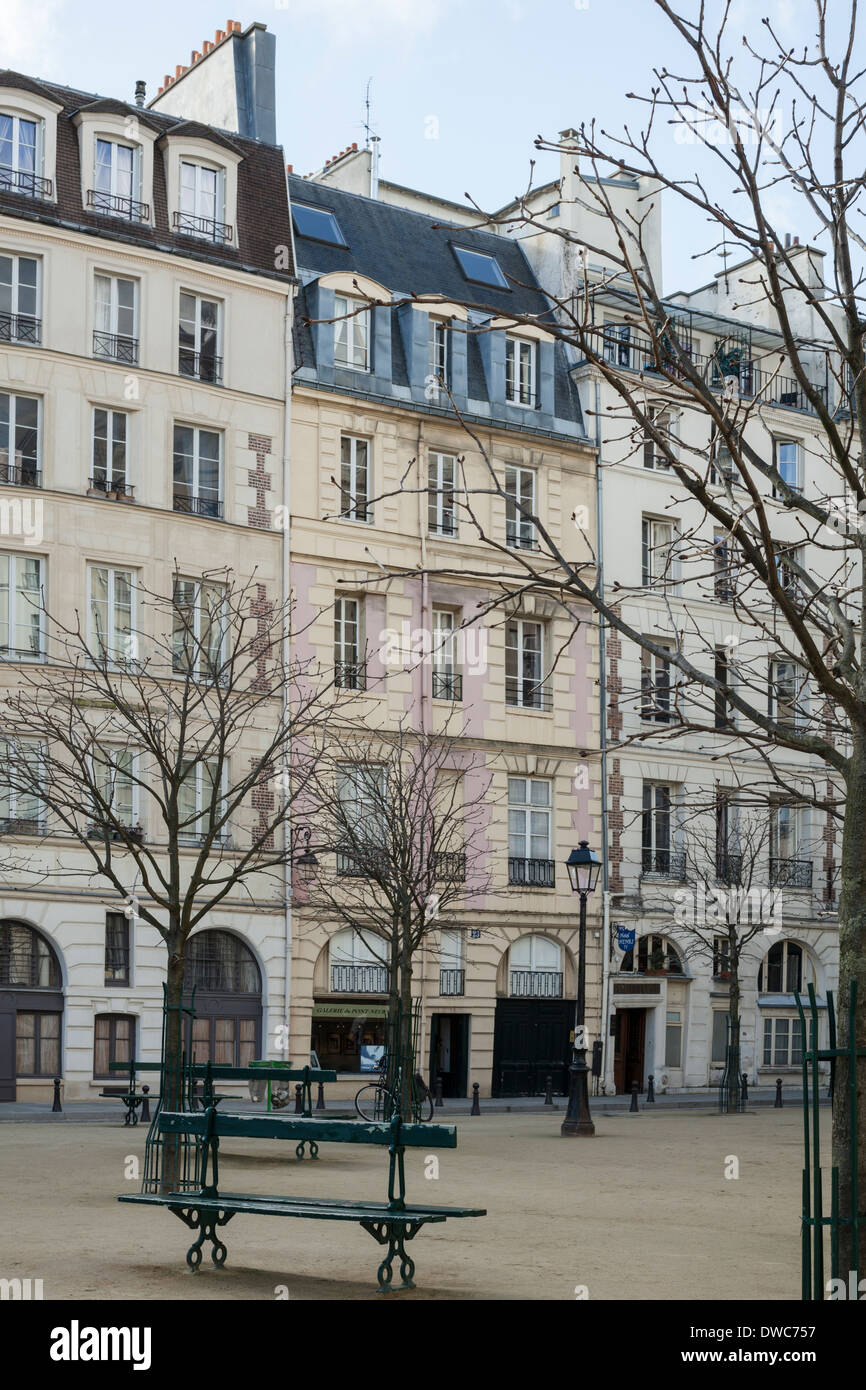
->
[86,188,150,222]
[770,857,813,889]
[93,330,138,365]
[0,816,43,836]
[173,492,223,520]
[433,851,466,882]
[506,526,540,551]
[335,845,388,877]
[440,968,465,996]
[715,852,743,885]
[87,822,144,845]
[88,476,135,501]
[178,349,223,385]
[429,519,458,537]
[510,969,563,998]
[172,209,233,244]
[334,661,367,692]
[641,848,687,879]
[505,679,553,712]
[0,312,40,345]
[0,460,41,488]
[0,166,52,199]
[508,856,555,888]
[330,963,389,994]
[432,670,462,701]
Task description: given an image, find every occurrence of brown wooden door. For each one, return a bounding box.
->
[614,1009,647,1094]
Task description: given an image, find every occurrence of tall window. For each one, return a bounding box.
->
[774,439,800,494]
[0,554,42,659]
[711,1011,730,1064]
[178,759,224,843]
[508,780,553,886]
[104,912,130,986]
[505,618,549,710]
[0,740,41,830]
[432,607,460,700]
[16,1013,60,1075]
[643,406,673,469]
[336,765,387,868]
[93,274,137,363]
[429,318,449,391]
[428,451,457,536]
[505,466,537,550]
[762,1015,804,1067]
[91,408,128,496]
[0,921,60,987]
[710,427,740,485]
[509,934,562,993]
[640,642,672,722]
[88,565,133,664]
[714,647,734,729]
[173,424,222,518]
[603,320,631,366]
[642,782,675,874]
[172,578,225,679]
[759,939,806,994]
[641,516,675,587]
[92,748,136,828]
[769,805,811,887]
[179,291,222,384]
[0,253,39,344]
[93,1014,134,1078]
[770,658,807,730]
[0,113,44,196]
[90,139,144,220]
[505,335,536,406]
[334,596,364,689]
[777,544,805,599]
[0,391,40,487]
[334,295,370,371]
[713,529,736,601]
[665,1010,683,1066]
[339,435,370,521]
[177,161,229,241]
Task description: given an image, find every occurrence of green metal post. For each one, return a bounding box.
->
[808,985,823,1297]
[850,982,860,1290]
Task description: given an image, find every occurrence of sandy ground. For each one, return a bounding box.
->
[0,1108,818,1301]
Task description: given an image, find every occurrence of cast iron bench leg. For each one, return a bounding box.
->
[294,1138,319,1160]
[360,1218,424,1293]
[170,1206,234,1272]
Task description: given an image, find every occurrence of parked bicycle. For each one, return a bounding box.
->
[354,1058,434,1122]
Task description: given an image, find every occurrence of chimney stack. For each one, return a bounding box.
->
[134,80,146,108]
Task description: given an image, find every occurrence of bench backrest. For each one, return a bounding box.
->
[158,1109,457,1149]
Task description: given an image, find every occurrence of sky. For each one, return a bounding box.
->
[2,0,853,292]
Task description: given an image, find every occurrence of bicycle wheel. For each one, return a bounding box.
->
[354,1083,391,1121]
[418,1090,434,1122]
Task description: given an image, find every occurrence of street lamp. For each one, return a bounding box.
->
[295,828,319,883]
[562,840,601,1137]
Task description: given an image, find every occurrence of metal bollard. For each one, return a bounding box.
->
[775,1078,783,1108]
[52,1076,63,1113]
[316,1081,326,1111]
[470,1082,481,1115]
[294,1083,303,1114]
[140,1085,151,1123]
[544,1074,553,1105]
[434,1075,444,1108]
[629,1081,639,1113]
[741,1072,749,1103]
[646,1075,655,1103]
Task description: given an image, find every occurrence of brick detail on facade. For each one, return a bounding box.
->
[251,757,275,852]
[608,756,624,895]
[250,582,273,693]
[247,433,273,530]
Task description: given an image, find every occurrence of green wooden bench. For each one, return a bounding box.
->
[118,1095,486,1291]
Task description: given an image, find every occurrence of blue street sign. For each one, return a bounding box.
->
[617,926,636,952]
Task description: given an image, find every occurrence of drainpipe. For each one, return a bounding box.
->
[281,284,297,1058]
[593,377,615,1095]
[418,420,429,736]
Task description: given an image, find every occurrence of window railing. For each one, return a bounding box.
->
[0,643,42,661]
[641,848,687,878]
[0,166,52,199]
[172,210,233,244]
[433,851,466,882]
[178,349,224,385]
[334,661,367,692]
[173,492,223,520]
[88,476,135,501]
[440,967,465,996]
[87,822,144,845]
[0,312,40,345]
[506,527,540,551]
[769,857,813,889]
[429,519,458,537]
[715,852,743,885]
[330,963,389,994]
[432,671,462,701]
[508,856,555,888]
[0,816,43,836]
[0,460,41,488]
[86,189,151,222]
[335,845,388,877]
[510,969,563,998]
[93,331,139,365]
[505,679,553,712]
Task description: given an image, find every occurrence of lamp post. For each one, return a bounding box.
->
[561,840,601,1137]
[295,828,318,883]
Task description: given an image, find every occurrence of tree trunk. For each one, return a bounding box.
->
[833,740,866,1276]
[727,936,742,1113]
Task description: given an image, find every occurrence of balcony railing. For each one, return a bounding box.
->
[440,967,465,996]
[86,188,150,222]
[334,661,367,692]
[88,476,135,501]
[715,852,743,885]
[434,851,466,882]
[770,857,813,889]
[172,209,233,244]
[173,492,223,520]
[330,963,389,994]
[0,166,52,199]
[506,527,540,551]
[429,519,457,537]
[0,312,40,345]
[432,671,462,701]
[510,969,563,998]
[335,845,388,877]
[505,679,553,712]
[508,856,555,888]
[641,848,687,879]
[178,349,223,385]
[0,460,41,488]
[87,822,144,845]
[0,816,43,835]
[93,331,139,365]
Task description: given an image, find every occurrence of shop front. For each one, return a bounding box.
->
[311,1000,389,1075]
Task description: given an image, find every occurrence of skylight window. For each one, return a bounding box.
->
[292,202,347,246]
[453,245,509,289]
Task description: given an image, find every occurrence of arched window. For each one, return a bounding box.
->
[329,928,389,994]
[184,930,261,1068]
[509,934,563,997]
[758,940,813,994]
[0,920,60,987]
[93,1013,135,1079]
[185,930,260,993]
[622,934,684,976]
[0,921,64,1095]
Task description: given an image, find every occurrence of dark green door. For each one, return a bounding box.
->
[492,998,573,1097]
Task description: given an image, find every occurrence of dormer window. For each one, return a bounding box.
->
[505,335,536,407]
[0,112,49,199]
[87,138,148,223]
[175,161,232,244]
[335,295,370,372]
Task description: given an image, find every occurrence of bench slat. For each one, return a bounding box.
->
[158,1110,457,1149]
[117,1192,485,1221]
[108,1062,337,1083]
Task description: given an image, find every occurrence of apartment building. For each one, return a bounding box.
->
[0,57,293,1099]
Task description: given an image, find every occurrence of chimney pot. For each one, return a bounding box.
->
[134,79,146,107]
[793,236,800,245]
[216,29,225,42]
[287,164,293,173]
[192,50,201,63]
[175,64,184,78]
[352,142,357,150]
[228,19,240,32]
[164,74,171,87]
[203,40,213,52]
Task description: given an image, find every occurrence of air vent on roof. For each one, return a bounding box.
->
[291,202,347,247]
[453,245,509,289]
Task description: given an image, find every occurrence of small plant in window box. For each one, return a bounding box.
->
[646,947,668,975]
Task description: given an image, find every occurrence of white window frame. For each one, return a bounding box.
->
[508,778,552,861]
[505,618,548,710]
[339,435,371,522]
[0,112,42,182]
[91,407,129,494]
[178,757,227,845]
[770,658,809,729]
[774,438,801,494]
[428,451,457,536]
[172,577,227,680]
[643,405,674,470]
[505,465,537,550]
[334,595,363,688]
[179,160,225,226]
[173,423,223,518]
[93,273,138,358]
[334,294,370,372]
[178,290,222,381]
[0,738,42,827]
[337,763,387,846]
[92,138,140,205]
[640,641,673,722]
[91,746,137,829]
[87,563,135,666]
[505,335,536,407]
[429,317,449,391]
[762,1015,804,1067]
[0,390,41,485]
[641,515,677,588]
[0,252,40,341]
[0,552,42,660]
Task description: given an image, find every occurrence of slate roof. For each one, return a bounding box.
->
[0,70,293,282]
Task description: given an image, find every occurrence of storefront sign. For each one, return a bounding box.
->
[312,1003,389,1019]
[616,926,636,953]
